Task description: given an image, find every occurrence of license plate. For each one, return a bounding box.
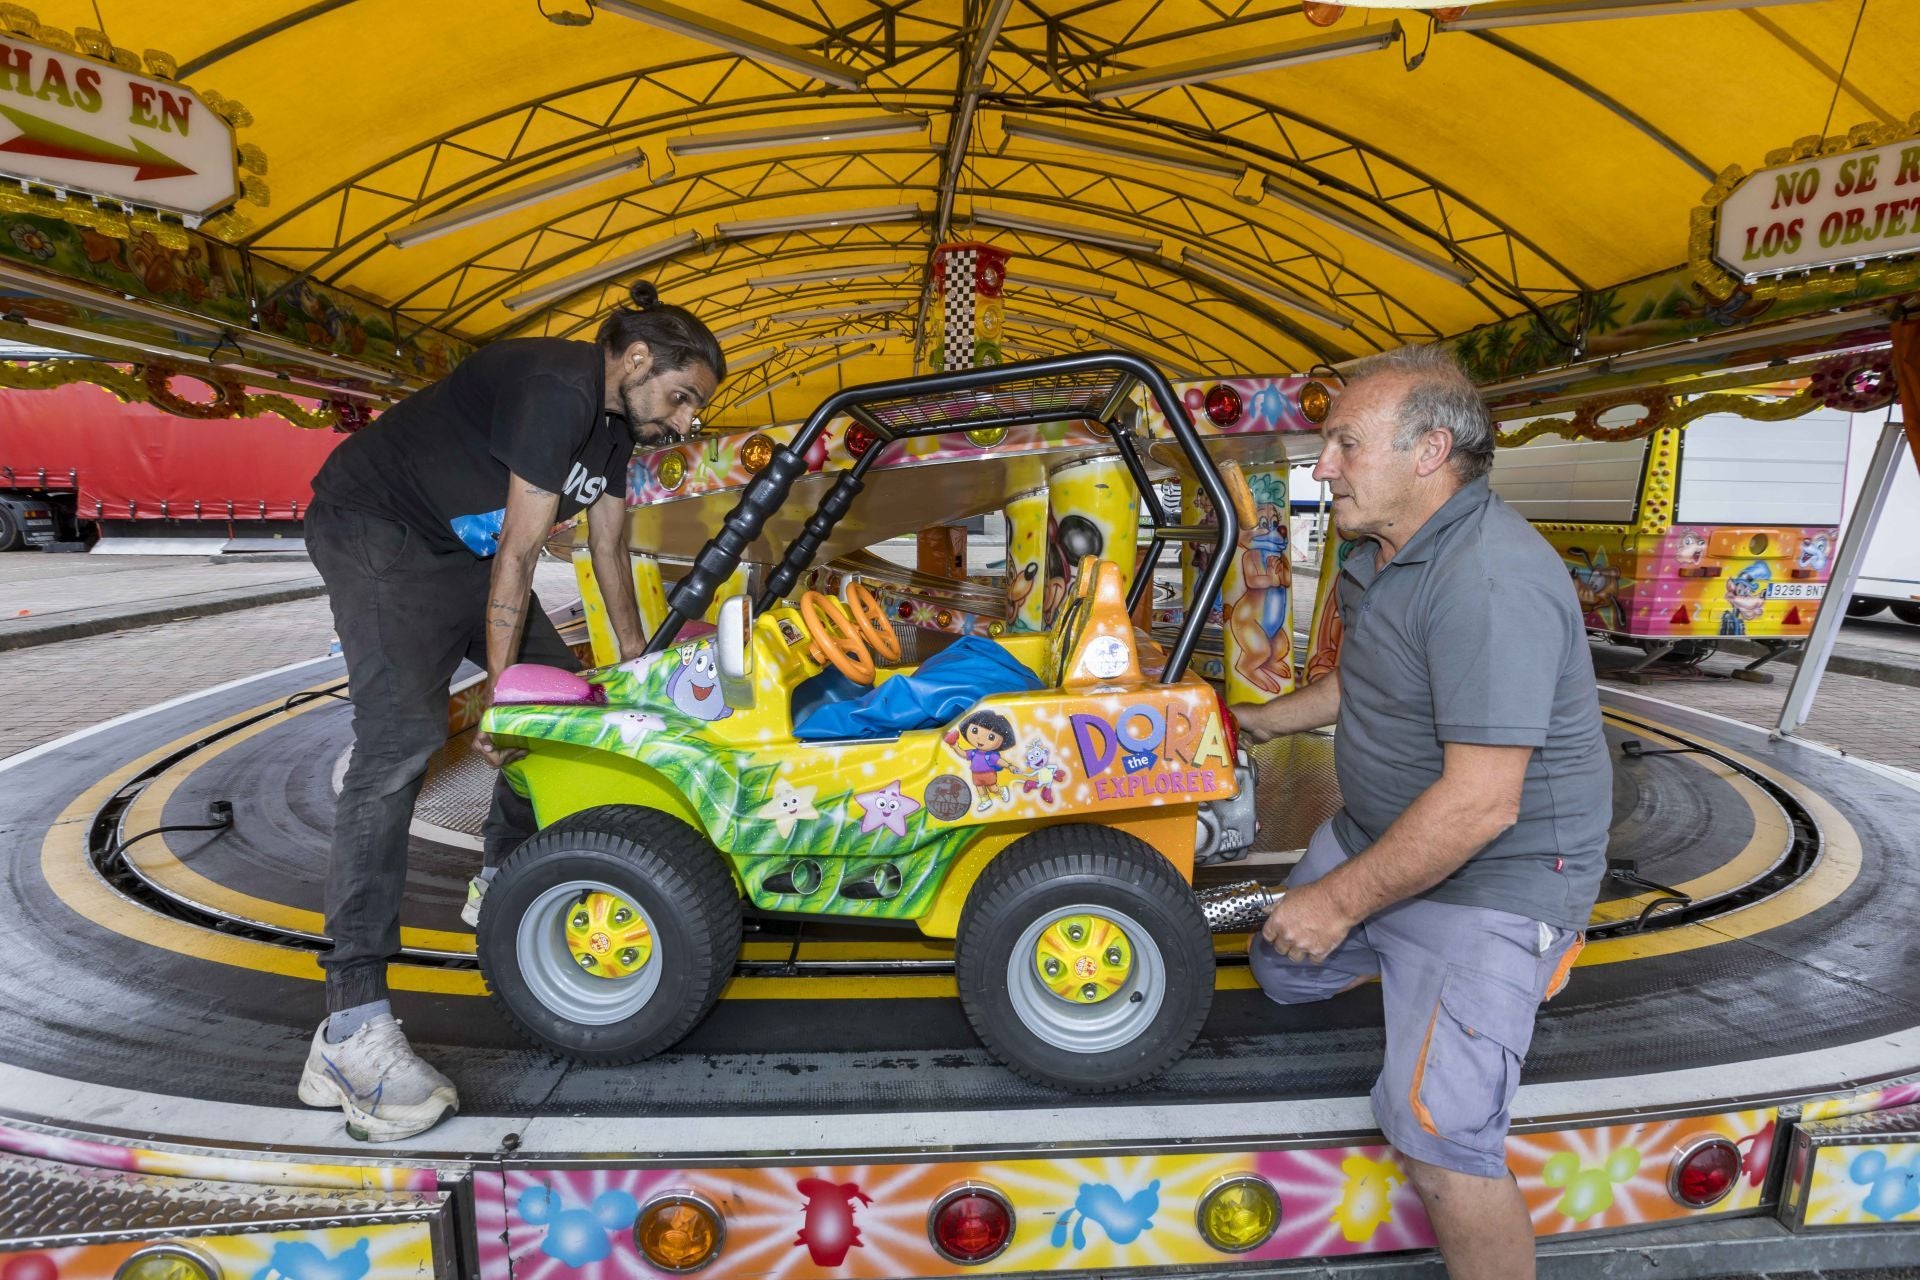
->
[1770,582,1825,600]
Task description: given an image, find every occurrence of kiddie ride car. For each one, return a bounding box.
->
[478,353,1268,1092]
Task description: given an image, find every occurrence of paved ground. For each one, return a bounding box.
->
[0,558,578,759]
[0,552,326,648]
[1592,640,1920,773]
[0,552,323,620]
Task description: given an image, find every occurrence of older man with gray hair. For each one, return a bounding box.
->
[1233,345,1610,1279]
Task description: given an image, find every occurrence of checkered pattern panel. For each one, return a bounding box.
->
[940,246,977,372]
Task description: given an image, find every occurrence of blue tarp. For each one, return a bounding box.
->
[794,635,1044,741]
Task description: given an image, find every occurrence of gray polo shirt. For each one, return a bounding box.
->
[1330,476,1611,931]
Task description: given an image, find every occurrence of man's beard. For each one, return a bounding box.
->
[619,372,677,445]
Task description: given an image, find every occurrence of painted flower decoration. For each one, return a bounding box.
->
[9,223,55,260]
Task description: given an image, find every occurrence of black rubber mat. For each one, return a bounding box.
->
[2,660,1917,1119]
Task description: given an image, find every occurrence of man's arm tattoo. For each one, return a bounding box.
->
[522,482,555,497]
[488,598,524,630]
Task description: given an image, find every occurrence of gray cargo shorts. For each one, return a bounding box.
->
[1250,819,1582,1179]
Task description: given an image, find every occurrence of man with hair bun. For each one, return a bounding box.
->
[1232,345,1609,1279]
[299,281,725,1140]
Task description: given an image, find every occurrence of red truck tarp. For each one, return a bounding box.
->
[0,381,342,521]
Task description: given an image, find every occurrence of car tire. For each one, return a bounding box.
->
[0,503,25,553]
[954,824,1214,1093]
[1890,602,1920,627]
[478,805,741,1064]
[1846,597,1888,619]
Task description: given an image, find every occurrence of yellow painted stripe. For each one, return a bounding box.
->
[1575,709,1861,965]
[1586,721,1789,924]
[40,687,487,997]
[119,695,478,955]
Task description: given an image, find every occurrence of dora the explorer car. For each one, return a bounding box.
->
[479,353,1258,1092]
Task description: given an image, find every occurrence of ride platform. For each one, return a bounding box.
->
[2,657,1918,1277]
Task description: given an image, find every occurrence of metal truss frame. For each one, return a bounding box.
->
[232,1,1605,351]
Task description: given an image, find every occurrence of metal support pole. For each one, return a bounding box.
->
[1775,413,1907,738]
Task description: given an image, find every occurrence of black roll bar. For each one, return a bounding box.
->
[645,351,1239,685]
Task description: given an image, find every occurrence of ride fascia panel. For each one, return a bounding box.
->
[0,1146,451,1280]
[1782,1099,1920,1230]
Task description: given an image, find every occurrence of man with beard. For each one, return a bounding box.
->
[298,282,723,1140]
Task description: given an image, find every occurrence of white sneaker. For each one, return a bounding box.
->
[461,875,488,928]
[298,1014,458,1142]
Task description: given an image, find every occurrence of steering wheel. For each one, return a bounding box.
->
[842,581,903,663]
[799,590,876,684]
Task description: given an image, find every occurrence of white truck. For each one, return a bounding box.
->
[1843,406,1920,625]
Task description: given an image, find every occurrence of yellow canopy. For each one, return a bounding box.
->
[14,0,1916,424]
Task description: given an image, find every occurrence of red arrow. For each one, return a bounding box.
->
[0,105,196,181]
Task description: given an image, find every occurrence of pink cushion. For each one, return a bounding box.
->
[493,664,601,705]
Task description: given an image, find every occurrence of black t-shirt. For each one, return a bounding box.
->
[313,338,632,557]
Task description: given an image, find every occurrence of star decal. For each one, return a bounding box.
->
[754,778,819,837]
[852,780,921,838]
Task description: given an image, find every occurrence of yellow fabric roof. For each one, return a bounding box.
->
[21,0,1917,423]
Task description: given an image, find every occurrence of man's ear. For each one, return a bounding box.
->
[1414,429,1453,479]
[623,340,653,373]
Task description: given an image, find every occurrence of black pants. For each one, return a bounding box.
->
[306,499,579,1012]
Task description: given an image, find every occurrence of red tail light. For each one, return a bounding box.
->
[928,1185,1013,1264]
[1669,1136,1740,1208]
[1216,689,1241,763]
[1204,384,1243,427]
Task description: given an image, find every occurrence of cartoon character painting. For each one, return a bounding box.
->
[1045,514,1105,621]
[1566,547,1624,631]
[794,1178,873,1266]
[1226,476,1293,695]
[945,710,1016,811]
[1304,533,1359,685]
[1848,1149,1920,1222]
[1797,532,1832,575]
[1051,1180,1161,1249]
[667,642,731,721]
[1007,557,1041,621]
[1719,561,1771,636]
[1018,737,1068,804]
[756,779,820,837]
[252,1239,372,1280]
[853,780,921,837]
[1675,529,1708,572]
[1331,1155,1405,1244]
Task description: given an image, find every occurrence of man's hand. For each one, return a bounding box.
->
[473,730,525,769]
[1233,699,1285,745]
[1231,667,1340,744]
[474,680,527,768]
[1261,879,1355,964]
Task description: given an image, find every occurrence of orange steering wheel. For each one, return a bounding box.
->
[843,581,903,663]
[800,590,876,684]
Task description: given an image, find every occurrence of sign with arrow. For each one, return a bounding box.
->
[0,36,236,217]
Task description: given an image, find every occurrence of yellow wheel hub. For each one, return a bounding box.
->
[565,892,654,979]
[1033,914,1133,1004]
